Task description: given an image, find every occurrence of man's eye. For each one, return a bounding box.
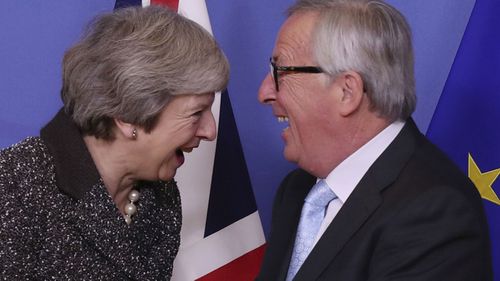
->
[277,71,291,83]
[192,110,203,117]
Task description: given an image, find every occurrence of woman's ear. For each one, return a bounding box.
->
[114,119,137,140]
[337,71,365,117]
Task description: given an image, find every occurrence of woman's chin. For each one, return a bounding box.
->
[158,167,177,182]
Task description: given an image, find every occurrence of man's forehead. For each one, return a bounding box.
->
[273,11,318,63]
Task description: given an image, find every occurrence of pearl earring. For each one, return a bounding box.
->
[132,128,137,139]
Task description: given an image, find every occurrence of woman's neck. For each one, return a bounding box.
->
[83,135,135,215]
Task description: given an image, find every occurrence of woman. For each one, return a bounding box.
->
[0,5,228,280]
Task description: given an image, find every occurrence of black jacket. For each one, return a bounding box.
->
[257,119,492,281]
[0,110,181,280]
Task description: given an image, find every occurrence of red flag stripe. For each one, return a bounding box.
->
[196,244,266,281]
[151,0,179,11]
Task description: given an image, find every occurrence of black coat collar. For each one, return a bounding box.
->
[40,108,100,200]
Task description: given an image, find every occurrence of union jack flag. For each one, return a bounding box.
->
[114,0,266,280]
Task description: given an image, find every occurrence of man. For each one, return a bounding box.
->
[256,0,492,280]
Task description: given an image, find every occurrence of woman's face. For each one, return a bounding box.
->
[134,93,216,181]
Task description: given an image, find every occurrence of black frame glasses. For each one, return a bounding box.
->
[269,57,323,91]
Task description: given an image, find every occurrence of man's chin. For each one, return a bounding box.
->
[283,148,298,164]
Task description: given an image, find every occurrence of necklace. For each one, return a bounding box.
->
[124,189,140,225]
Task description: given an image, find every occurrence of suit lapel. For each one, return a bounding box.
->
[294,119,422,281]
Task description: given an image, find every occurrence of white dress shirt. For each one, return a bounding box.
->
[312,120,405,246]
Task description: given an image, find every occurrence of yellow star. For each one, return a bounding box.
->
[468,153,500,205]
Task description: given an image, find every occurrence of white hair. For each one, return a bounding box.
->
[289,0,416,120]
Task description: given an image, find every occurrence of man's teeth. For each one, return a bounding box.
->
[277,116,289,122]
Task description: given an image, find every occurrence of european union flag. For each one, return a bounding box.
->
[427,0,500,278]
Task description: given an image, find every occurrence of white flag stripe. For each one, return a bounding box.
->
[142,1,263,279]
[174,95,220,247]
[168,1,229,279]
[172,0,221,249]
[172,212,266,280]
[178,0,214,35]
[139,0,217,248]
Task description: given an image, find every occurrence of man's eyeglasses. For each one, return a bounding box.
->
[269,57,323,91]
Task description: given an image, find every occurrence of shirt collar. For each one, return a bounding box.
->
[323,120,405,203]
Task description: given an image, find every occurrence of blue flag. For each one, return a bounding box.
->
[427,0,500,278]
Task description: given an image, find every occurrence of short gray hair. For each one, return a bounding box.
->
[288,0,416,121]
[61,5,229,140]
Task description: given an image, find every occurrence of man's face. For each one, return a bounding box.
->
[258,12,346,177]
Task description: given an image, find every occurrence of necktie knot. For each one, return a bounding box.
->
[304,180,336,207]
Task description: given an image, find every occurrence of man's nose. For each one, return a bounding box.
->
[257,73,277,105]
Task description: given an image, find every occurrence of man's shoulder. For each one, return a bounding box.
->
[389,121,473,191]
[412,135,475,188]
[391,133,484,214]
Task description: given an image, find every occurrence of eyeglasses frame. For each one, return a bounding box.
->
[269,57,323,91]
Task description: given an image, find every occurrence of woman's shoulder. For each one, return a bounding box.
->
[1,136,48,158]
[0,137,55,192]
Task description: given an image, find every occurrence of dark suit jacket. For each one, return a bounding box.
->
[257,119,492,281]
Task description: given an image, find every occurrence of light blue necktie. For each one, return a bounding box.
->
[286,180,336,281]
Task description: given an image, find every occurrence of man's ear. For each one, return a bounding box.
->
[114,119,137,140]
[337,71,365,117]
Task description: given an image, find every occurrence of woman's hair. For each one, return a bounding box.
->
[61,5,229,140]
[288,0,416,121]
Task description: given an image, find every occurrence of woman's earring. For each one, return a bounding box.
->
[132,128,138,140]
